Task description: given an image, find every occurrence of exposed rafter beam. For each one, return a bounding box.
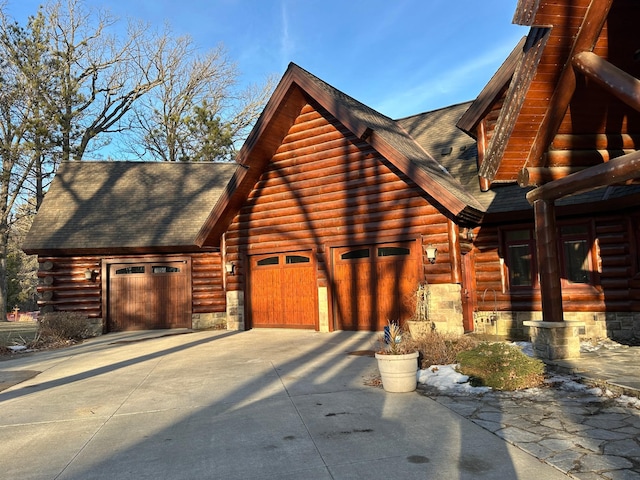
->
[572,51,640,113]
[525,0,614,169]
[526,149,640,203]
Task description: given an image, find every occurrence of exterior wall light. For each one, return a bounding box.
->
[225,262,236,275]
[425,245,437,264]
[84,269,96,281]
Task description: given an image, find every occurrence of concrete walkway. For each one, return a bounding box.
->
[0,329,569,480]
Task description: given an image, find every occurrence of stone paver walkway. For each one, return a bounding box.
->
[419,380,640,480]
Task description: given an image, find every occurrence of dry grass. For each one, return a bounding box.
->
[412,329,479,369]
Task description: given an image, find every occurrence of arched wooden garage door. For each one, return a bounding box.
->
[332,241,420,331]
[248,251,318,329]
[108,259,191,331]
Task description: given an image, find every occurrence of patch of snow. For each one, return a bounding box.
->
[417,364,491,394]
[8,345,27,352]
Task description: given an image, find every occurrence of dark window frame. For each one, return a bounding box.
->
[502,222,596,290]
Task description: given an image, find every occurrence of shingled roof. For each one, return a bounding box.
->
[23,161,238,255]
[196,63,487,246]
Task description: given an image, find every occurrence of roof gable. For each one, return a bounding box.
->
[24,161,238,255]
[462,0,640,190]
[197,63,484,246]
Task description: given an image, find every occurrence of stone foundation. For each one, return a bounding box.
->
[225,290,245,331]
[86,317,104,337]
[473,310,639,342]
[191,312,227,330]
[523,321,584,360]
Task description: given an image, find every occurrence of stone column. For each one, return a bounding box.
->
[523,320,584,360]
[225,290,245,331]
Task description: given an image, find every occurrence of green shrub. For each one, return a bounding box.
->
[37,312,94,342]
[456,342,545,391]
[412,330,479,369]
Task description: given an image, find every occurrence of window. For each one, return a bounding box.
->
[115,266,145,275]
[502,224,595,289]
[286,255,310,264]
[504,229,535,287]
[341,249,370,260]
[377,246,410,257]
[152,266,180,274]
[257,256,279,266]
[560,225,591,284]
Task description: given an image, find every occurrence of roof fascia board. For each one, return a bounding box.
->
[457,37,527,136]
[479,27,551,181]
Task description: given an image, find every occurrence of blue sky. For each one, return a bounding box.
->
[4,0,525,119]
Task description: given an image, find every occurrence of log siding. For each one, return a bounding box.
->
[225,101,453,293]
[36,252,225,318]
[473,212,639,314]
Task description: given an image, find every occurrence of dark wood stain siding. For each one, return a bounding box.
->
[488,0,640,181]
[36,252,225,317]
[191,252,226,314]
[472,211,640,314]
[37,256,102,317]
[225,101,453,291]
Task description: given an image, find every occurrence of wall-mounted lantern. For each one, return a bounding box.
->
[84,268,96,281]
[425,245,437,264]
[225,262,236,276]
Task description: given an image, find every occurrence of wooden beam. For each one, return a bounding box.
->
[525,0,614,168]
[518,166,587,187]
[572,51,640,113]
[480,27,550,180]
[551,133,640,150]
[448,219,462,284]
[543,149,635,166]
[527,149,640,203]
[533,199,563,322]
[476,120,492,191]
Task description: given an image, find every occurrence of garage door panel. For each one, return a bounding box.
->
[251,267,282,326]
[249,252,318,329]
[108,260,190,331]
[333,241,419,331]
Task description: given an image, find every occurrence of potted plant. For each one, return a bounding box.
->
[406,283,432,338]
[375,321,419,393]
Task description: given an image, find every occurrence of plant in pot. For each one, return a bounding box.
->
[405,282,432,338]
[375,321,419,393]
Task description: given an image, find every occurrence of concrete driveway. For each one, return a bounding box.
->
[0,329,569,479]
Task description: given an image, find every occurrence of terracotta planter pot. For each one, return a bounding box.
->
[374,351,419,392]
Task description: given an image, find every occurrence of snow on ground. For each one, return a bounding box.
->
[417,340,640,409]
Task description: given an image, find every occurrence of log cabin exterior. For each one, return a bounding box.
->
[456,0,640,355]
[22,162,238,331]
[23,0,640,354]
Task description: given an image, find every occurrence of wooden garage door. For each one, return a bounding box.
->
[333,241,420,331]
[249,252,318,329]
[108,261,190,331]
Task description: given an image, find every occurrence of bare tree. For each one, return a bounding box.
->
[39,0,180,162]
[126,38,274,162]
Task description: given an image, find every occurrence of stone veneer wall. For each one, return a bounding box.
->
[428,284,464,336]
[191,312,228,330]
[473,310,639,342]
[225,290,245,331]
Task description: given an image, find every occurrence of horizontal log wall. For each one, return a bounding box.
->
[473,213,640,314]
[225,101,451,290]
[37,256,102,317]
[191,252,225,313]
[37,252,225,318]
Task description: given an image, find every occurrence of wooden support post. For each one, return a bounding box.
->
[533,199,563,322]
[448,219,462,284]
